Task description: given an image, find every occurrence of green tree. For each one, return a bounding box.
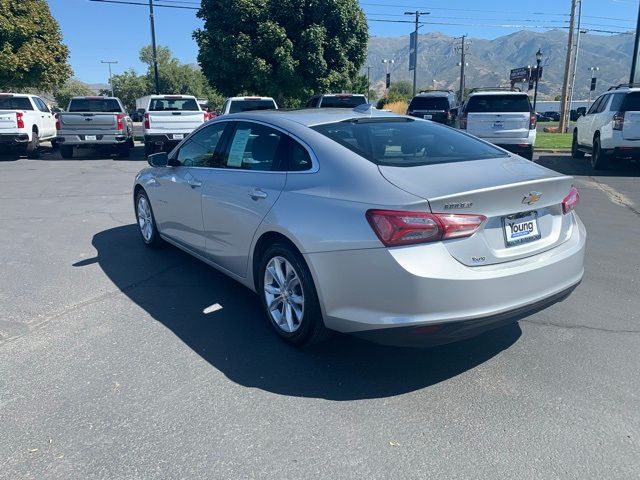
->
[554,94,562,101]
[389,80,413,99]
[54,79,94,109]
[0,0,72,90]
[106,69,151,111]
[194,0,368,103]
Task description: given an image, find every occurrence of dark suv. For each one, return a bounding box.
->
[305,94,368,108]
[406,90,458,126]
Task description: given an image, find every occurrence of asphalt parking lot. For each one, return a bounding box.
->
[1,146,639,479]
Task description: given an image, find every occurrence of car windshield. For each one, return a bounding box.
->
[0,96,33,110]
[312,118,507,167]
[320,96,367,108]
[465,94,531,113]
[229,100,276,114]
[149,97,199,111]
[409,97,450,110]
[68,98,122,112]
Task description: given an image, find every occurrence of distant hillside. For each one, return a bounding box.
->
[365,29,635,100]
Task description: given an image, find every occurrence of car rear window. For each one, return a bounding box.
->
[319,96,367,108]
[311,118,507,167]
[229,100,276,114]
[0,96,33,110]
[409,97,450,110]
[68,98,122,113]
[465,95,531,113]
[621,92,640,111]
[149,97,199,111]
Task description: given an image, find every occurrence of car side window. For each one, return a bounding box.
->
[34,97,49,113]
[288,137,313,171]
[595,95,609,114]
[223,122,287,171]
[176,122,227,167]
[587,96,603,115]
[609,93,625,112]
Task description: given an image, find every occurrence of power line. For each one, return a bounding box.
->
[361,2,570,16]
[89,0,197,10]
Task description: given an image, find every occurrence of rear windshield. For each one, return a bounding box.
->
[229,100,276,114]
[311,118,507,167]
[149,97,199,111]
[465,95,531,113]
[621,92,640,111]
[320,96,367,108]
[409,97,450,110]
[68,98,122,113]
[0,96,33,110]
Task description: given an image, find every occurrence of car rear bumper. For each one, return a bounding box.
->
[144,134,186,144]
[304,212,585,335]
[0,133,30,144]
[57,134,129,146]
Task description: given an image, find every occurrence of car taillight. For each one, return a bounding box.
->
[459,113,467,130]
[366,210,486,247]
[204,112,215,121]
[144,113,150,129]
[55,113,60,130]
[529,112,537,130]
[613,111,625,131]
[16,112,24,129]
[116,113,124,131]
[562,186,580,214]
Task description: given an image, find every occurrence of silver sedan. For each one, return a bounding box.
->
[133,108,585,347]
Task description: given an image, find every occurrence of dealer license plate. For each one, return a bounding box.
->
[85,135,97,141]
[173,134,184,140]
[423,114,432,120]
[502,211,541,247]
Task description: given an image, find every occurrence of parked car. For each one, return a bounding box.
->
[304,93,367,108]
[138,95,211,156]
[133,108,585,347]
[458,88,537,160]
[406,90,458,126]
[573,83,640,169]
[221,96,278,115]
[541,111,560,122]
[0,93,57,158]
[56,96,134,159]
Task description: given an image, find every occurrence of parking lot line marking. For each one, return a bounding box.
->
[577,178,639,216]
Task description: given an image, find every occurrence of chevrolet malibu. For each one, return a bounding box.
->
[133,108,585,347]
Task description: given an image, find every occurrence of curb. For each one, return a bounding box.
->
[536,149,571,154]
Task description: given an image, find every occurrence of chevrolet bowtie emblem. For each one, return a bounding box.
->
[522,192,542,205]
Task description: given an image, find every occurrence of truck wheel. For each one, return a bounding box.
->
[50,139,59,150]
[117,145,130,158]
[144,142,156,157]
[25,131,40,159]
[572,131,585,159]
[591,136,609,170]
[60,145,73,159]
[522,146,534,161]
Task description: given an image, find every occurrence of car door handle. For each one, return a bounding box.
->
[248,188,268,200]
[188,179,202,189]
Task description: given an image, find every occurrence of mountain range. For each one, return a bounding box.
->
[365,29,636,100]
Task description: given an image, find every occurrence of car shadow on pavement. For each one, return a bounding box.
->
[77,224,522,401]
[536,154,640,177]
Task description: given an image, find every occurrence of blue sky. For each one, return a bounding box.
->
[49,0,639,83]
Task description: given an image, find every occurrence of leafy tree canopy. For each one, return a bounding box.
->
[194,0,368,104]
[0,0,72,90]
[54,79,94,109]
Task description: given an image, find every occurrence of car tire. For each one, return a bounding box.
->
[50,139,59,150]
[135,189,163,248]
[117,144,131,158]
[25,131,40,159]
[144,142,156,157]
[572,131,585,159]
[60,145,73,159]
[591,136,609,170]
[522,146,534,161]
[258,243,332,347]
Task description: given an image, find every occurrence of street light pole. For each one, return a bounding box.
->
[366,65,371,102]
[404,11,429,97]
[382,59,394,95]
[149,0,160,94]
[630,1,640,84]
[100,60,118,96]
[533,49,542,112]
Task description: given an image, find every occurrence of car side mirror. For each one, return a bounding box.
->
[148,152,168,167]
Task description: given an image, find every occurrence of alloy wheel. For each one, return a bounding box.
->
[137,195,153,242]
[263,256,305,333]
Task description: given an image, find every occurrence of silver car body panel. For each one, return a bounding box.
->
[134,108,585,334]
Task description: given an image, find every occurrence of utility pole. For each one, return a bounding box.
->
[149,0,160,94]
[568,1,583,114]
[454,35,469,103]
[630,1,640,84]
[559,0,578,133]
[382,59,394,95]
[366,65,371,102]
[404,11,429,97]
[100,60,118,97]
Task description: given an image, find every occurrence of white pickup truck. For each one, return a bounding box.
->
[0,93,57,158]
[139,95,212,156]
[56,96,134,159]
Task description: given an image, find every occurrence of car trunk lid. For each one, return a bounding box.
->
[0,110,19,131]
[378,156,576,266]
[466,112,530,139]
[146,111,204,132]
[58,113,118,132]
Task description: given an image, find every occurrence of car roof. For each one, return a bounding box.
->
[413,91,452,98]
[0,93,32,97]
[468,90,527,97]
[217,107,400,127]
[227,96,275,101]
[319,93,366,97]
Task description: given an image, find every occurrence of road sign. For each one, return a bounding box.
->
[590,77,597,91]
[409,32,417,71]
[510,67,530,82]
